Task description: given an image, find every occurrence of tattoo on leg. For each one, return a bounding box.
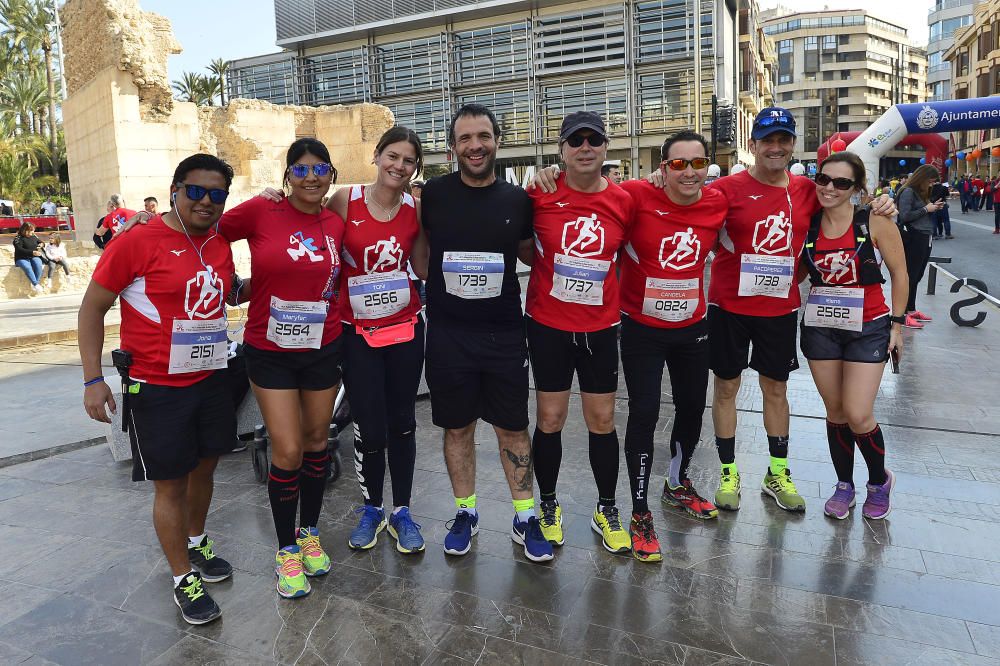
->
[503,448,534,491]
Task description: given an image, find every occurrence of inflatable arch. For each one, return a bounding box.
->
[817,132,948,177]
[821,97,1000,190]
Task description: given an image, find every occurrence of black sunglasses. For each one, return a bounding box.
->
[565,133,607,148]
[662,157,711,171]
[756,115,793,128]
[814,173,855,190]
[177,183,229,204]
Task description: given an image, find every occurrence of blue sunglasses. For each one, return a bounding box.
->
[289,163,333,178]
[757,115,793,128]
[177,183,229,204]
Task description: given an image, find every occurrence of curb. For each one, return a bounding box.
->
[0,436,106,470]
[0,323,120,351]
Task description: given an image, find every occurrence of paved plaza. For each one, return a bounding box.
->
[0,212,999,664]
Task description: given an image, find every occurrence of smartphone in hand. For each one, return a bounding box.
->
[890,348,900,374]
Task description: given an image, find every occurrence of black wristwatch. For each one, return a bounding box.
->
[888,315,906,325]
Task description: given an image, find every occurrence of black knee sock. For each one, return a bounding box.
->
[853,425,887,486]
[624,444,652,514]
[387,431,416,508]
[532,427,562,502]
[767,435,789,459]
[589,430,620,507]
[826,421,855,484]
[299,450,329,529]
[267,465,300,548]
[355,436,386,508]
[715,436,736,465]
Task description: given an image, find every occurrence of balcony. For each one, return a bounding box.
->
[929,0,972,13]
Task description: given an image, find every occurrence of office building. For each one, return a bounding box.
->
[928,0,975,101]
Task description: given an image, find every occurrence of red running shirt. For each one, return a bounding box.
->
[92,216,234,387]
[618,181,727,329]
[809,223,889,322]
[220,197,345,351]
[526,175,634,332]
[708,171,821,316]
[340,185,422,326]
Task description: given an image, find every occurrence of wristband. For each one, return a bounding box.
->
[83,376,105,387]
[888,315,906,325]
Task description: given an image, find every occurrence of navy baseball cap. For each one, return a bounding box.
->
[751,107,797,140]
[559,111,608,143]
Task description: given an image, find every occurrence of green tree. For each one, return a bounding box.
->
[172,71,208,105]
[196,73,220,107]
[208,58,230,106]
[0,69,47,136]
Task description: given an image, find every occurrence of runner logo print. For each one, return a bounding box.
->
[751,211,792,254]
[184,266,224,319]
[364,236,403,273]
[658,227,701,270]
[561,213,605,258]
[287,231,323,262]
[815,250,857,285]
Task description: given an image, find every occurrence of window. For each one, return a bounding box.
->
[822,35,837,53]
[930,16,973,42]
[635,69,713,134]
[456,89,532,144]
[840,35,850,45]
[302,49,366,105]
[371,36,445,97]
[778,39,793,84]
[229,58,296,105]
[388,99,450,151]
[543,78,629,139]
[824,71,834,81]
[804,35,818,74]
[452,22,529,85]
[536,7,626,73]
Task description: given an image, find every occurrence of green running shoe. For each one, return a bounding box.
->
[761,468,806,512]
[275,546,311,599]
[715,466,742,511]
[296,527,332,576]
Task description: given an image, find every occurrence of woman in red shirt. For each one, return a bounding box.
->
[223,138,345,599]
[798,151,907,521]
[326,127,429,555]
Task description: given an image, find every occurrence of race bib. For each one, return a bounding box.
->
[348,271,410,319]
[167,318,228,374]
[803,286,864,331]
[266,296,326,349]
[442,251,504,299]
[737,254,795,298]
[641,277,699,322]
[550,254,610,305]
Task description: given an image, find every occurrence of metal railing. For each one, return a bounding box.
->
[927,258,1000,327]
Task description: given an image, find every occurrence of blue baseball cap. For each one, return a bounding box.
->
[751,107,797,141]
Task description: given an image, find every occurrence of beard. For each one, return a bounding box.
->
[458,150,497,183]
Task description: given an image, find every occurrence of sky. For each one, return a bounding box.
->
[138,0,937,86]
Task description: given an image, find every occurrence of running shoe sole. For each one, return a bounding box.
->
[191,567,232,584]
[715,494,741,511]
[823,497,856,520]
[510,526,555,563]
[590,518,631,553]
[661,494,719,520]
[302,561,331,577]
[275,572,311,599]
[173,595,221,625]
[347,518,387,550]
[443,525,479,556]
[761,485,806,512]
[387,525,426,554]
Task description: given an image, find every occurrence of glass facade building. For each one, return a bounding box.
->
[229,0,772,175]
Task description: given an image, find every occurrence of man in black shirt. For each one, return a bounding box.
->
[421,104,552,562]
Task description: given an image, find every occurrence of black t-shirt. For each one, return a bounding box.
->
[422,171,533,329]
[930,183,949,203]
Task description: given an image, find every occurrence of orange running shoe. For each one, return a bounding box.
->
[629,511,662,563]
[662,479,719,519]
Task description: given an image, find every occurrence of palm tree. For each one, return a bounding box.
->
[197,73,221,107]
[172,71,208,105]
[208,58,230,106]
[0,69,47,135]
[0,144,56,206]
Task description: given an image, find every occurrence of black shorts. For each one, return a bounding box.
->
[127,372,236,482]
[708,305,799,382]
[800,316,890,363]
[425,321,529,432]
[525,317,619,394]
[244,338,343,391]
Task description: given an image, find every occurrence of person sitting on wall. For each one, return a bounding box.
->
[13,221,45,295]
[45,232,70,280]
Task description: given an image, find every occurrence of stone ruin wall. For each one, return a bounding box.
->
[61,0,394,242]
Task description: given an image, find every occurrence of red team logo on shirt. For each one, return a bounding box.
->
[183,266,224,319]
[658,227,701,271]
[561,213,605,257]
[751,211,793,254]
[363,236,404,273]
[814,250,857,285]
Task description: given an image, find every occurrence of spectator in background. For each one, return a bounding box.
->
[44,232,70,278]
[958,176,970,213]
[0,201,12,216]
[144,196,158,214]
[987,179,994,212]
[40,197,57,215]
[896,164,941,328]
[993,183,1000,234]
[930,179,952,240]
[972,174,985,210]
[13,221,44,294]
[104,194,136,236]
[601,162,622,184]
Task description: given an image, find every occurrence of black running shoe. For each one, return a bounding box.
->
[188,536,233,582]
[173,571,221,625]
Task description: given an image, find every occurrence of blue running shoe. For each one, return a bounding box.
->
[348,505,386,550]
[387,507,425,554]
[443,510,479,556]
[511,515,554,563]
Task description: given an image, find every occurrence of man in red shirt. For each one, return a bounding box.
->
[79,154,236,626]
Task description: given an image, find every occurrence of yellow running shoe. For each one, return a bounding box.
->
[296,527,332,576]
[539,500,564,546]
[275,546,311,598]
[761,468,806,512]
[590,505,630,553]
